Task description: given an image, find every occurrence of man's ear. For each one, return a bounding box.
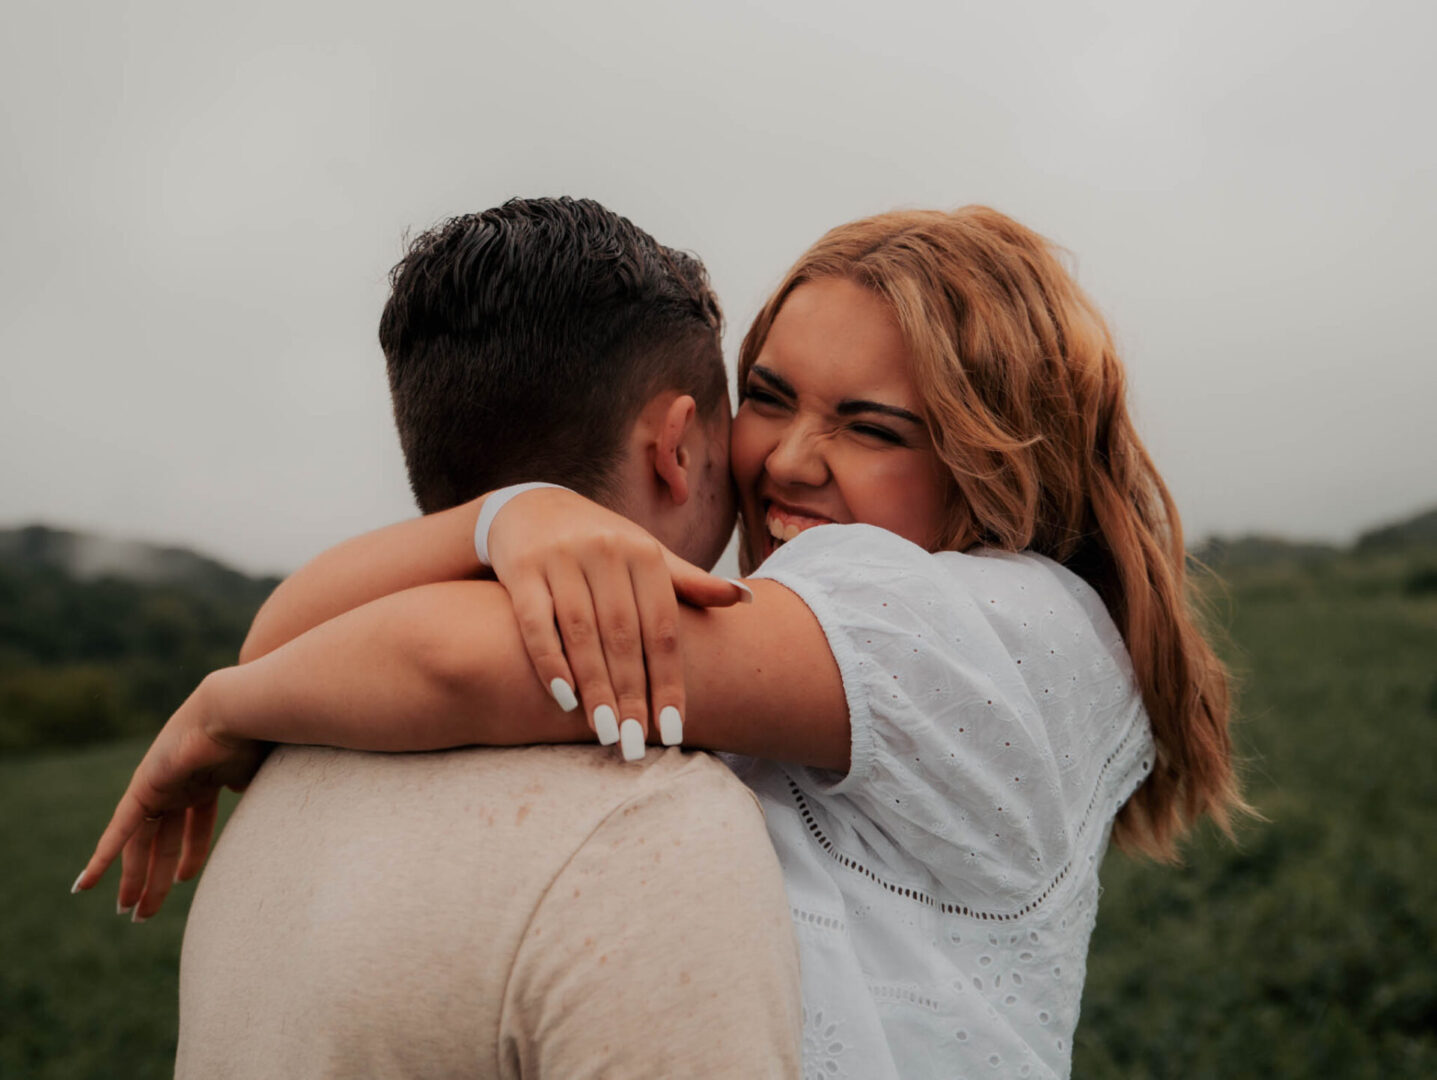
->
[653,394,697,506]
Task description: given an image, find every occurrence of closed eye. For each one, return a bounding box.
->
[743,384,788,408]
[851,423,905,445]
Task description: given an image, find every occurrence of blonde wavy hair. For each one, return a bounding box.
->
[738,206,1247,859]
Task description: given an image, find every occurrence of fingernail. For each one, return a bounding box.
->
[131,907,148,925]
[619,719,645,762]
[118,899,135,917]
[70,872,86,895]
[593,705,619,746]
[658,706,684,746]
[550,678,579,712]
[727,579,754,603]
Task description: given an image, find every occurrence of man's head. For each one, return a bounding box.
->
[379,197,735,568]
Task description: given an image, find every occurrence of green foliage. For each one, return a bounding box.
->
[1074,548,1437,1077]
[0,535,276,754]
[0,740,237,1080]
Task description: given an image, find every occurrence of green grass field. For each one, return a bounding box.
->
[0,739,237,1079]
[1075,556,1437,1077]
[3,553,1435,1077]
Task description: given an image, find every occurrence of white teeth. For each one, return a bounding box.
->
[767,509,824,546]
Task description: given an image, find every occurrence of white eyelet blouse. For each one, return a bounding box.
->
[740,524,1155,1079]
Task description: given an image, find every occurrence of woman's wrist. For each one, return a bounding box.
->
[194,667,243,746]
[473,482,574,566]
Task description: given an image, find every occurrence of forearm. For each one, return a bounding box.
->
[214,581,584,751]
[210,577,849,771]
[239,499,490,663]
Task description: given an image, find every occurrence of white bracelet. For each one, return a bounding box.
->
[473,482,573,566]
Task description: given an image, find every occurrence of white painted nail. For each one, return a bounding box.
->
[131,907,148,925]
[593,705,619,746]
[117,899,134,917]
[658,706,684,746]
[549,677,579,712]
[727,579,754,603]
[619,719,645,762]
[70,872,86,895]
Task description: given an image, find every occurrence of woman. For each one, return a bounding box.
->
[78,206,1244,1078]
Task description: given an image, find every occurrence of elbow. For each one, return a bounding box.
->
[395,606,506,749]
[238,608,281,665]
[236,629,263,666]
[237,579,294,664]
[413,621,485,711]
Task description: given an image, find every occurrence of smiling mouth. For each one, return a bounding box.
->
[764,504,833,548]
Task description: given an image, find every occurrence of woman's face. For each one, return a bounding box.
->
[731,276,953,566]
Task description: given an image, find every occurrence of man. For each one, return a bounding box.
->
[175,198,802,1078]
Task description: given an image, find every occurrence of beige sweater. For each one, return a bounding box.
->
[177,743,801,1079]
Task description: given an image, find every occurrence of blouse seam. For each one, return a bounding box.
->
[785,710,1150,922]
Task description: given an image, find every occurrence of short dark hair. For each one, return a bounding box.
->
[378,197,727,513]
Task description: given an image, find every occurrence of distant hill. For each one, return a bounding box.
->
[1194,504,1437,569]
[1355,506,1437,553]
[1189,534,1343,569]
[0,524,270,599]
[0,525,278,754]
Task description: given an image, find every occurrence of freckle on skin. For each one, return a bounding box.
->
[679,971,692,985]
[599,955,607,965]
[515,805,530,825]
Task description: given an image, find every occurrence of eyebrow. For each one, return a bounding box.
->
[748,364,926,426]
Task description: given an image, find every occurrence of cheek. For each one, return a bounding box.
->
[840,452,950,547]
[728,412,766,501]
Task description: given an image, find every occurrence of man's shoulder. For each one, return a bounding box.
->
[239,742,752,854]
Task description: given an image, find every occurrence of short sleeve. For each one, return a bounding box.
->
[751,524,1149,912]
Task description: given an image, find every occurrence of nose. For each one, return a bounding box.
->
[764,418,830,489]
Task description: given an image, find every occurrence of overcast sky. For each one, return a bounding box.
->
[2,0,1433,576]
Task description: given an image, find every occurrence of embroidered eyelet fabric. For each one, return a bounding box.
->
[743,524,1155,1080]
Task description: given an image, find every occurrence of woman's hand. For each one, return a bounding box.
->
[71,675,268,921]
[484,487,751,758]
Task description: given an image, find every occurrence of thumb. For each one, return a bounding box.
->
[662,549,754,608]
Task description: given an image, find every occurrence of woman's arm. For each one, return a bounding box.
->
[221,578,848,769]
[239,500,488,663]
[77,576,847,916]
[242,487,750,748]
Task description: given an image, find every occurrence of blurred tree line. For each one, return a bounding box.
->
[3,509,1433,755]
[0,526,277,753]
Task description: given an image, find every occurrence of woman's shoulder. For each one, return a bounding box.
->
[754,525,1151,908]
[755,525,1122,655]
